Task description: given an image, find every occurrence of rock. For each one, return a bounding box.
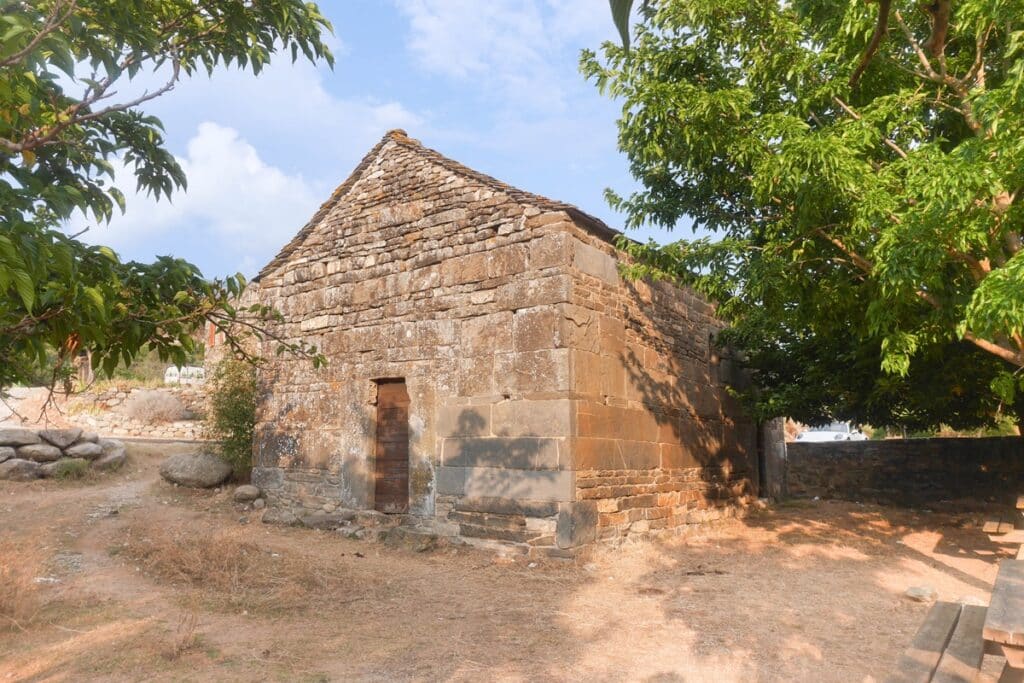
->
[252,498,266,510]
[98,438,126,458]
[261,508,300,526]
[233,485,260,502]
[384,526,439,552]
[39,428,82,449]
[17,443,63,462]
[78,432,100,444]
[159,452,232,488]
[905,586,938,603]
[0,446,14,463]
[64,442,103,460]
[300,510,358,530]
[92,450,127,471]
[40,458,89,479]
[0,428,40,447]
[0,458,42,481]
[322,502,337,513]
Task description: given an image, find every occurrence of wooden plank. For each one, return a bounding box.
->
[985,519,1014,535]
[932,604,987,683]
[984,560,1024,648]
[886,602,962,683]
[373,380,410,514]
[1016,545,1024,560]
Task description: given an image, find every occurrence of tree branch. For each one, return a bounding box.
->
[849,0,892,87]
[0,0,76,68]
[832,96,909,159]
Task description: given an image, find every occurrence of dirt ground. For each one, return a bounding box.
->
[0,443,1016,682]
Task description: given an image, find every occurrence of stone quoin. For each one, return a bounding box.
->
[241,130,760,556]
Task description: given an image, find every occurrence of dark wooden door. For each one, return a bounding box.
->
[374,380,410,513]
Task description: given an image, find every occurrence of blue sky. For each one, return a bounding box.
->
[69,1,686,279]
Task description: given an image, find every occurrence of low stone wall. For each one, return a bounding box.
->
[0,427,126,480]
[786,437,1024,507]
[68,386,206,440]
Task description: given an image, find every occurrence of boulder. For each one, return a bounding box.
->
[300,510,358,530]
[40,458,89,479]
[252,498,266,510]
[39,428,82,449]
[159,452,231,488]
[92,450,127,471]
[92,439,127,471]
[17,443,63,462]
[0,458,41,481]
[0,446,14,463]
[65,441,103,460]
[78,432,100,444]
[0,428,40,447]
[233,484,260,502]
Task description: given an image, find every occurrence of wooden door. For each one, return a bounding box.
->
[374,380,410,513]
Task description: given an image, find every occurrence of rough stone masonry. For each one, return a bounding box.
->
[245,130,759,557]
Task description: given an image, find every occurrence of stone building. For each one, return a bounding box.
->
[249,130,759,555]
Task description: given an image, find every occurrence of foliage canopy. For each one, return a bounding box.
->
[589,0,1024,428]
[0,0,331,391]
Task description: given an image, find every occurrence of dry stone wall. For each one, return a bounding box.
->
[786,437,1024,507]
[68,386,205,440]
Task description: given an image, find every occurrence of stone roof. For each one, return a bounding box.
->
[255,129,621,282]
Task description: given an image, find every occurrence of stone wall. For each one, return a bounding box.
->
[563,226,758,542]
[786,437,1024,507]
[68,386,206,440]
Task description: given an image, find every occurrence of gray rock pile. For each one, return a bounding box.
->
[0,427,127,480]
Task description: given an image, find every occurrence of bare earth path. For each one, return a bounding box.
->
[0,445,1015,682]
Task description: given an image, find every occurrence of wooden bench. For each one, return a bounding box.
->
[887,601,988,683]
[984,560,1024,681]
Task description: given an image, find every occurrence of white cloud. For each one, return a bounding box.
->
[394,0,614,110]
[68,122,324,276]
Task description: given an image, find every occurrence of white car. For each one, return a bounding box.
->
[795,422,867,442]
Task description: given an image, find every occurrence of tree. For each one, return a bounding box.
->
[586,0,1024,428]
[0,0,331,392]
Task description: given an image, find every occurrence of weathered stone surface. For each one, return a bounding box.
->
[78,431,100,444]
[0,458,41,481]
[383,526,438,552]
[159,452,231,488]
[252,498,266,510]
[0,428,40,447]
[40,458,89,479]
[0,446,14,463]
[299,510,357,530]
[64,441,103,460]
[556,501,598,550]
[233,484,261,502]
[18,443,63,462]
[39,428,82,449]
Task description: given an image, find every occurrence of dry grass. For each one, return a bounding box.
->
[162,611,200,660]
[119,521,346,614]
[0,540,46,631]
[123,390,186,423]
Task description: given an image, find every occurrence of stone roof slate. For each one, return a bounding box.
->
[255,129,621,282]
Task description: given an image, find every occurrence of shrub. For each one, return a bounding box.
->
[206,359,256,479]
[52,458,88,480]
[123,390,187,423]
[0,540,44,630]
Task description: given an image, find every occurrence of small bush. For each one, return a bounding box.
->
[124,390,187,423]
[206,359,257,479]
[52,459,89,480]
